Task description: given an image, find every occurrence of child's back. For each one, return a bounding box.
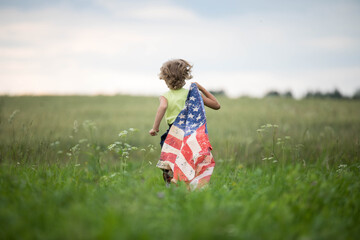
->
[162,88,188,125]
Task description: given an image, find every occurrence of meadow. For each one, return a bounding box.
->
[0,94,359,239]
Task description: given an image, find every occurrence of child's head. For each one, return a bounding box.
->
[159,59,193,90]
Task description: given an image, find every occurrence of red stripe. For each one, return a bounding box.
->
[183,134,190,144]
[173,165,189,182]
[196,125,212,153]
[195,154,215,165]
[196,161,215,176]
[160,152,177,163]
[164,133,182,150]
[181,143,195,168]
[195,155,206,164]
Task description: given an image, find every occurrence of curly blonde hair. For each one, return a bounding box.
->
[159,59,193,90]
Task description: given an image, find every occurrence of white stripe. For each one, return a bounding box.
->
[168,125,184,139]
[162,142,181,156]
[156,159,175,171]
[175,153,195,180]
[189,166,214,189]
[186,131,202,162]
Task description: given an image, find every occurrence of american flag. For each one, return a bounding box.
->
[156,83,215,189]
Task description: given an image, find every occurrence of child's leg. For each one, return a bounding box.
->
[159,124,173,185]
[162,169,173,184]
[160,133,167,149]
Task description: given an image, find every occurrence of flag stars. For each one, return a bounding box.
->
[193,107,199,112]
[189,96,196,101]
[178,120,184,125]
[179,114,185,119]
[188,113,194,119]
[196,115,202,121]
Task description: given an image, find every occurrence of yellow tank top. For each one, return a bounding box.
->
[162,88,189,125]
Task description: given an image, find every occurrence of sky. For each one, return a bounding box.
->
[0,0,359,98]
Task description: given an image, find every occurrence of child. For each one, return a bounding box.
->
[149,59,220,186]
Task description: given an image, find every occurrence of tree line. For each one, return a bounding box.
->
[265,88,360,99]
[210,88,360,99]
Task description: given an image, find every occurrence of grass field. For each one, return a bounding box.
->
[0,95,359,239]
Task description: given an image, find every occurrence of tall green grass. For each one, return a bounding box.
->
[1,95,359,166]
[0,95,359,239]
[1,160,359,239]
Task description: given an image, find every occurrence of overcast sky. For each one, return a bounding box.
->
[0,0,359,97]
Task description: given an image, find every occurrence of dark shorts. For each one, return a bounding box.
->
[160,124,172,149]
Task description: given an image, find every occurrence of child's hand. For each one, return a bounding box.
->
[149,128,159,136]
[192,81,221,110]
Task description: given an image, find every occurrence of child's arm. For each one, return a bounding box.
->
[195,82,221,110]
[149,96,168,136]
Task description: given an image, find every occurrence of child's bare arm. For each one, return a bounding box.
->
[149,96,168,136]
[195,82,221,110]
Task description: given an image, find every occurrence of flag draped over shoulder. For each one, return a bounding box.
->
[156,83,215,189]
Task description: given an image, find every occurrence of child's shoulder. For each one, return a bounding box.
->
[161,90,171,99]
[162,87,188,95]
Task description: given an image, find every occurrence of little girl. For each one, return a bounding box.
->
[149,59,220,186]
